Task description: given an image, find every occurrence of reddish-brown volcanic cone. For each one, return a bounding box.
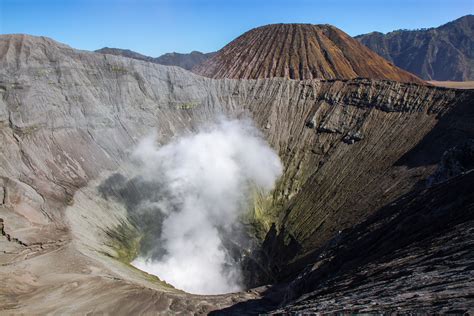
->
[193,24,425,83]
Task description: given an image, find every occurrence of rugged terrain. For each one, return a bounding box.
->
[271,168,474,314]
[356,15,474,81]
[0,33,473,314]
[193,24,424,83]
[96,47,215,71]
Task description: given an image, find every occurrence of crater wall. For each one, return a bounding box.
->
[0,34,472,313]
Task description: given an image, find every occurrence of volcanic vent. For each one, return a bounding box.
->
[193,23,424,83]
[99,119,283,295]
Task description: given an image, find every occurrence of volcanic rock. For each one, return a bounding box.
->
[269,170,474,314]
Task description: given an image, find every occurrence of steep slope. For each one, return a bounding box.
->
[356,15,474,81]
[257,170,474,314]
[96,47,215,70]
[253,78,474,285]
[277,171,474,313]
[193,24,424,83]
[216,172,474,314]
[0,34,472,313]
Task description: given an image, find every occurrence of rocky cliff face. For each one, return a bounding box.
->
[193,24,424,83]
[356,15,474,81]
[268,170,474,314]
[251,78,474,285]
[0,34,472,314]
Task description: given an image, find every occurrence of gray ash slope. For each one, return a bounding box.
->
[0,33,473,314]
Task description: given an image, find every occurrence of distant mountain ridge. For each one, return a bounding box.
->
[95,47,155,62]
[95,47,215,71]
[96,15,473,82]
[192,23,424,83]
[155,51,217,70]
[356,15,474,81]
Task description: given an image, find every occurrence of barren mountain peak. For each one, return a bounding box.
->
[193,23,424,83]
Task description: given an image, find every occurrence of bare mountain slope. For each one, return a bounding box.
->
[193,24,424,83]
[356,15,474,81]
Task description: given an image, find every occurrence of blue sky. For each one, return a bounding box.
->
[0,0,472,56]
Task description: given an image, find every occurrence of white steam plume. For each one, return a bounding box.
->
[131,118,282,294]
